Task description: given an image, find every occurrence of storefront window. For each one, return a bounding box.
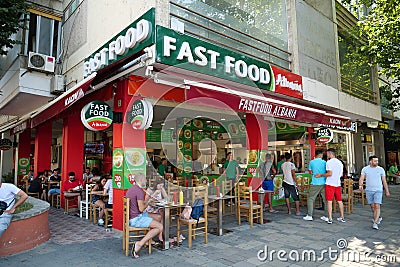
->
[170,0,290,69]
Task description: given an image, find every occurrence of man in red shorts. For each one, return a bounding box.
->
[315,148,345,224]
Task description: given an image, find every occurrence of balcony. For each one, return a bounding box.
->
[341,76,377,104]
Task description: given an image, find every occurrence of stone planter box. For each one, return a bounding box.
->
[0,197,50,256]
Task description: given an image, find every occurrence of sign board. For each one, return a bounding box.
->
[81,101,113,131]
[17,158,30,176]
[271,66,303,99]
[316,128,333,143]
[0,139,13,150]
[127,99,153,130]
[83,8,155,77]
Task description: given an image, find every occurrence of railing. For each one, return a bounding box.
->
[341,76,377,104]
[170,1,291,70]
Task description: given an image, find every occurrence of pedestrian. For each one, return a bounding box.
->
[281,153,303,216]
[0,181,28,237]
[222,152,239,184]
[259,154,278,213]
[276,155,285,174]
[315,148,345,224]
[303,150,328,221]
[157,158,167,178]
[358,155,390,230]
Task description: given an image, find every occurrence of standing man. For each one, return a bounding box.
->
[259,154,278,213]
[157,158,167,178]
[315,148,345,224]
[358,155,390,230]
[222,152,239,184]
[303,150,328,221]
[276,155,285,174]
[281,153,302,216]
[0,181,28,237]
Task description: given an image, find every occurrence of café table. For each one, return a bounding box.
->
[208,195,236,236]
[154,202,186,250]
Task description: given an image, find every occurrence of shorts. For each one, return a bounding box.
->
[48,188,60,195]
[283,181,300,201]
[325,185,342,201]
[262,180,274,191]
[366,190,382,205]
[105,203,113,209]
[129,212,153,228]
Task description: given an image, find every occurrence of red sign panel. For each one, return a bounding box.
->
[271,66,303,99]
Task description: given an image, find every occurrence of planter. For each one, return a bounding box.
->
[0,197,50,256]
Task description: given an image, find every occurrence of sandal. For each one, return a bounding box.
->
[131,243,140,259]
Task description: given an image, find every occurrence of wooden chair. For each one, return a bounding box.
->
[222,180,234,214]
[50,181,61,208]
[64,194,79,214]
[104,208,113,228]
[177,186,208,248]
[174,176,185,187]
[122,197,151,256]
[80,184,94,219]
[25,180,40,198]
[353,180,365,206]
[341,179,354,214]
[237,185,263,227]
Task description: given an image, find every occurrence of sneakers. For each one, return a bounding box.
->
[377,217,382,225]
[98,219,104,226]
[303,215,313,221]
[337,217,346,223]
[372,223,379,230]
[320,216,329,222]
[327,218,333,224]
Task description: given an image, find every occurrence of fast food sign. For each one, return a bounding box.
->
[316,128,333,144]
[81,101,113,131]
[127,99,153,130]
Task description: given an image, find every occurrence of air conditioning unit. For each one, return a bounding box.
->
[51,75,65,94]
[28,52,55,73]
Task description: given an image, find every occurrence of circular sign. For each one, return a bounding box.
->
[0,138,13,150]
[316,128,333,143]
[127,99,153,130]
[81,101,113,131]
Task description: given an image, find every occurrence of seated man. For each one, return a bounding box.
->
[103,174,113,209]
[62,172,82,209]
[0,181,28,237]
[126,173,163,258]
[48,168,61,201]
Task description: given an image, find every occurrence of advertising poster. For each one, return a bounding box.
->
[112,148,124,189]
[123,148,146,189]
[18,158,30,176]
[271,173,311,206]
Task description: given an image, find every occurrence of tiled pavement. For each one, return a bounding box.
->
[1,185,400,267]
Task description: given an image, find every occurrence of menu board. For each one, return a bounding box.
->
[146,128,174,143]
[123,147,146,189]
[112,148,124,189]
[271,173,311,206]
[246,149,259,178]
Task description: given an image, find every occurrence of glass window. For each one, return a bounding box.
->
[27,13,60,57]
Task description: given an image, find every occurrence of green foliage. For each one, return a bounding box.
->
[340,0,400,110]
[14,201,33,214]
[0,0,29,55]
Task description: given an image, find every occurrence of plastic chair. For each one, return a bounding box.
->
[80,184,94,219]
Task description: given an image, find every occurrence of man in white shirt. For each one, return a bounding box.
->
[358,155,390,230]
[0,181,28,237]
[104,176,113,208]
[315,148,345,224]
[281,153,302,216]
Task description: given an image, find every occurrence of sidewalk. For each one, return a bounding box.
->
[1,185,399,267]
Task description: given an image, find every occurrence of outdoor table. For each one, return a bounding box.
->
[64,189,83,209]
[154,202,186,250]
[208,195,236,236]
[250,189,274,223]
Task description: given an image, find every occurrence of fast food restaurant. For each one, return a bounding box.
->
[9,8,356,230]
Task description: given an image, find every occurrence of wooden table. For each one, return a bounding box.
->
[154,202,186,250]
[208,195,236,236]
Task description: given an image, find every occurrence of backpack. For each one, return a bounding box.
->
[191,198,204,226]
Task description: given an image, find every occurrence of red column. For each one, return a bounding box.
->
[34,122,52,176]
[308,127,316,159]
[17,129,31,184]
[112,79,130,231]
[246,114,268,195]
[61,113,84,207]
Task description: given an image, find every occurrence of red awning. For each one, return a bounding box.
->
[30,73,97,128]
[185,81,350,126]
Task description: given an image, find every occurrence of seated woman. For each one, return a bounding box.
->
[28,172,44,196]
[145,179,168,214]
[91,177,107,226]
[126,173,163,259]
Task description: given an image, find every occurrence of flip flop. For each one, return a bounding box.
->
[131,243,139,259]
[295,213,305,216]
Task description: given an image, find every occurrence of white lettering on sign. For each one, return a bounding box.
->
[83,19,151,77]
[89,103,110,117]
[275,74,302,92]
[163,36,270,84]
[65,89,84,106]
[238,98,297,119]
[329,118,343,125]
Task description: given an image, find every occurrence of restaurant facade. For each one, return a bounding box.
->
[0,1,383,230]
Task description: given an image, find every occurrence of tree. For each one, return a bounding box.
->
[0,0,29,55]
[341,0,400,110]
